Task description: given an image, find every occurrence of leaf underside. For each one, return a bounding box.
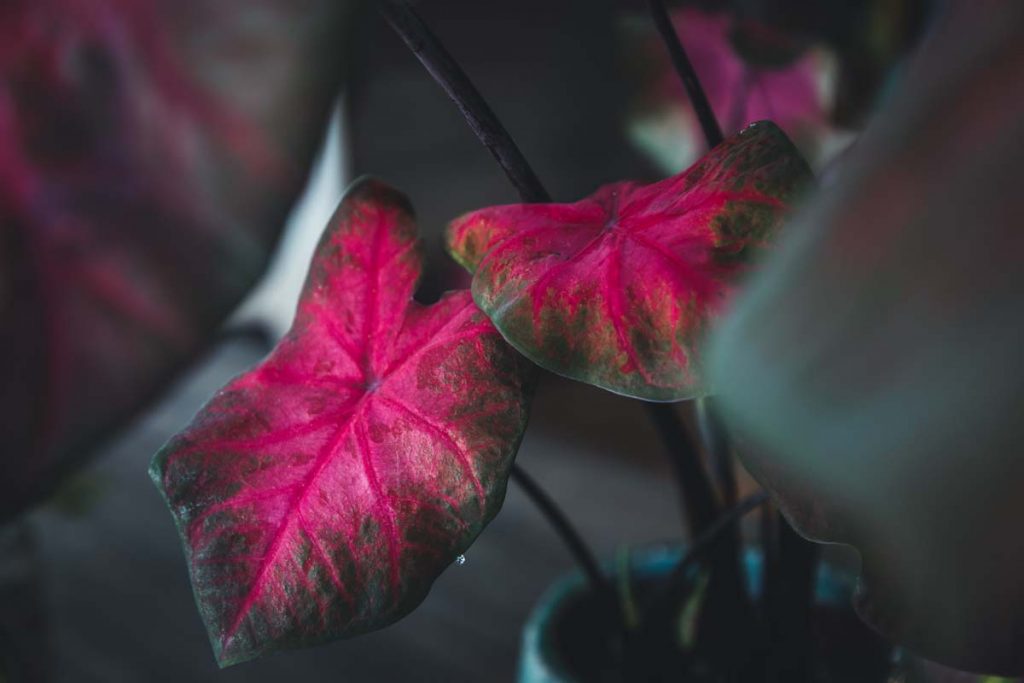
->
[151,178,534,667]
[447,121,812,402]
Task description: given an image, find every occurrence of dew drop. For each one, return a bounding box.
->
[454,554,467,566]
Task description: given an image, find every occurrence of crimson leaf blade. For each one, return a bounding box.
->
[447,121,811,402]
[151,178,534,667]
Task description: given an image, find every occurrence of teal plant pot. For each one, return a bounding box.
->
[518,545,891,683]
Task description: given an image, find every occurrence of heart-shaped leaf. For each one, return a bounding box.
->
[150,178,534,667]
[447,121,811,402]
[0,0,357,521]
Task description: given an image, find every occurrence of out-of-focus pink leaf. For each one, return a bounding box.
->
[708,2,1024,675]
[150,179,534,667]
[629,6,836,172]
[447,121,810,402]
[0,0,357,520]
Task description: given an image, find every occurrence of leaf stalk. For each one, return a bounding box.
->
[379,0,550,203]
[646,0,725,149]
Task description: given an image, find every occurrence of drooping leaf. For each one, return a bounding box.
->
[708,2,1024,675]
[0,0,358,520]
[626,6,838,173]
[447,121,811,402]
[150,178,534,667]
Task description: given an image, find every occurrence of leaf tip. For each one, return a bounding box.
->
[147,445,170,497]
[212,639,251,670]
[344,175,416,221]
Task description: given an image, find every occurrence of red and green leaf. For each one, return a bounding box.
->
[150,178,534,667]
[0,0,357,520]
[447,121,811,402]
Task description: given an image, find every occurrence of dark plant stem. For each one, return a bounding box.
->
[695,398,737,508]
[646,0,725,149]
[645,403,719,536]
[766,513,820,682]
[657,490,769,610]
[760,501,780,617]
[510,465,610,598]
[626,491,769,675]
[512,465,627,671]
[622,489,770,675]
[690,397,752,657]
[694,399,746,598]
[378,0,550,204]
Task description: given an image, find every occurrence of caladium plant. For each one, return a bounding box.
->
[150,178,534,667]
[446,121,811,402]
[41,0,1011,678]
[0,0,357,521]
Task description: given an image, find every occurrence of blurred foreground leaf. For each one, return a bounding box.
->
[0,0,360,520]
[709,2,1024,675]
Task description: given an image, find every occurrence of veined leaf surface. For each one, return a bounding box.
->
[448,122,810,401]
[151,179,534,666]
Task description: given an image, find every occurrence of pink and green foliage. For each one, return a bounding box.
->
[447,121,811,402]
[0,0,355,520]
[150,179,534,667]
[630,6,834,172]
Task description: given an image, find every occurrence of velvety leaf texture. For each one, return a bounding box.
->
[0,0,356,520]
[447,121,811,402]
[151,179,534,667]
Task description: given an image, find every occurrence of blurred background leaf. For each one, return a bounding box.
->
[621,0,928,173]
